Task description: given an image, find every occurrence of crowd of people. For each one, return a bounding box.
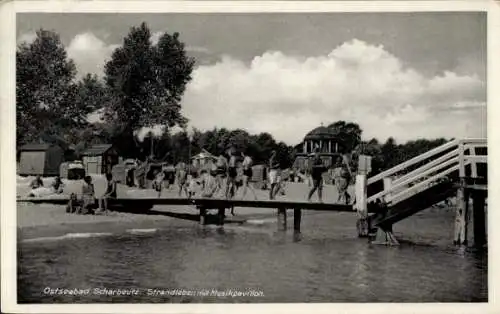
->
[150,146,353,206]
[24,146,353,216]
[27,175,64,197]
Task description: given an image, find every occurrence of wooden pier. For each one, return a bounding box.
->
[18,138,487,247]
[17,196,354,233]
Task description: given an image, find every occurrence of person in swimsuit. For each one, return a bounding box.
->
[187,172,201,198]
[99,173,117,215]
[176,162,189,197]
[30,175,44,189]
[164,164,176,190]
[51,176,64,194]
[333,155,352,204]
[307,149,327,202]
[81,176,96,215]
[241,151,258,200]
[201,169,219,198]
[226,151,239,200]
[215,153,228,193]
[268,150,281,200]
[153,169,165,197]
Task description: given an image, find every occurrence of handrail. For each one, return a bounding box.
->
[460,138,487,145]
[367,156,459,203]
[388,164,460,204]
[363,137,486,205]
[391,148,458,186]
[356,137,487,215]
[367,139,459,185]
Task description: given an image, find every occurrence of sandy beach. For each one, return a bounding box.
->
[17,175,355,240]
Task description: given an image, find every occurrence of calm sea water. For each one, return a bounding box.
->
[18,209,488,303]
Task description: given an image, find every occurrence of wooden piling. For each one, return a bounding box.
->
[294,208,302,232]
[471,190,486,247]
[453,178,469,245]
[217,207,225,226]
[199,207,207,225]
[355,174,369,237]
[277,207,287,231]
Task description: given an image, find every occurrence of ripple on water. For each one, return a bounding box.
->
[17,211,488,303]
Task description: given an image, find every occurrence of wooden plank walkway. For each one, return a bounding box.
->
[17,197,354,212]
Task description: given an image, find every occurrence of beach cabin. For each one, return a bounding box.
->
[18,143,65,176]
[191,149,217,174]
[112,158,139,185]
[59,160,86,180]
[81,144,119,175]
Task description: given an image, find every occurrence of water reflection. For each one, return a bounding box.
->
[18,210,487,303]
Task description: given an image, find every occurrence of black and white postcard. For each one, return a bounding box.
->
[1,1,498,313]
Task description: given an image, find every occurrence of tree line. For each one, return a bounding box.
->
[16,22,451,172]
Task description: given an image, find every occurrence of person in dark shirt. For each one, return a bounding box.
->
[307,149,326,202]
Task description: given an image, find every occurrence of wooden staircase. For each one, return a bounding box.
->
[355,138,487,245]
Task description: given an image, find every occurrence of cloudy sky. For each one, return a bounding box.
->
[17,12,486,145]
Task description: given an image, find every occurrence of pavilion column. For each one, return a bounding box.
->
[328,141,332,153]
[335,142,338,153]
[303,142,307,154]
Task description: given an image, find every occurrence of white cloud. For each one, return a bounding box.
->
[181,39,486,145]
[17,32,37,45]
[66,32,119,78]
[66,33,485,145]
[135,125,166,142]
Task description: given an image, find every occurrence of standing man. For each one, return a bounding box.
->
[226,149,238,200]
[99,173,117,215]
[215,153,228,194]
[333,155,352,204]
[307,148,327,202]
[268,150,281,200]
[241,151,258,200]
[176,161,189,197]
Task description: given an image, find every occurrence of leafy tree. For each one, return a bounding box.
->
[327,121,362,153]
[103,22,194,152]
[16,29,77,147]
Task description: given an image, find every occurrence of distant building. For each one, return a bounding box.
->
[81,144,119,175]
[293,126,345,173]
[191,149,217,172]
[18,143,65,176]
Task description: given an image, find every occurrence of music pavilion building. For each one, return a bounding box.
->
[293,125,345,172]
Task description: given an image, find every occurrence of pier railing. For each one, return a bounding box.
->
[355,138,487,214]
